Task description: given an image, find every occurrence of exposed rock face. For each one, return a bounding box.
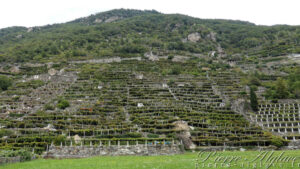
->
[105,16,120,23]
[43,124,56,131]
[136,74,143,79]
[94,18,103,23]
[44,145,183,158]
[10,66,20,73]
[74,135,81,144]
[207,32,217,42]
[27,27,33,32]
[144,51,159,61]
[187,32,201,42]
[172,55,189,62]
[16,34,23,39]
[48,68,57,76]
[173,121,196,149]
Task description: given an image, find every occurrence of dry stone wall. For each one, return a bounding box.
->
[44,145,183,158]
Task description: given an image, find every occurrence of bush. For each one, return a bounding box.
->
[57,99,70,109]
[169,66,181,75]
[270,136,288,148]
[53,135,66,145]
[168,55,174,60]
[0,75,12,91]
[44,104,55,110]
[0,149,32,162]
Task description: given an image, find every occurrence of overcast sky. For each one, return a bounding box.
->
[1,0,300,29]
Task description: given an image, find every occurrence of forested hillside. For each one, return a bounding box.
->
[0,9,300,63]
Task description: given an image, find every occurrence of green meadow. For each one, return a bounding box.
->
[2,150,300,169]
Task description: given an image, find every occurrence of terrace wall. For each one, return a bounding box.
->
[0,157,21,165]
[44,145,183,158]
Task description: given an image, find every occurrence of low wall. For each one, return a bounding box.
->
[0,156,21,165]
[44,144,183,158]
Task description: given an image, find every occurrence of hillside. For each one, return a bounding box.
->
[0,9,299,157]
[0,9,300,63]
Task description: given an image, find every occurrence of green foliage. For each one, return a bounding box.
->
[53,135,66,145]
[287,67,300,98]
[2,9,299,63]
[250,87,258,111]
[264,67,300,99]
[57,99,70,109]
[44,104,55,110]
[0,75,12,91]
[124,132,142,138]
[270,136,288,148]
[167,55,174,60]
[0,129,13,137]
[16,80,44,89]
[249,76,261,86]
[275,78,289,99]
[0,149,32,162]
[169,66,181,75]
[147,133,159,138]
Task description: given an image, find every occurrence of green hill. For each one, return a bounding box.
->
[0,9,300,63]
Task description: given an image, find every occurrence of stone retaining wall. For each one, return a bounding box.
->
[44,145,183,158]
[0,156,21,165]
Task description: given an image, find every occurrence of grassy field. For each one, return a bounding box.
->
[1,150,300,169]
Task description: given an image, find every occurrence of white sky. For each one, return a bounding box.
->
[1,0,300,29]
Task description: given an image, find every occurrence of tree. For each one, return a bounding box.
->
[250,87,258,111]
[275,78,289,99]
[0,75,12,91]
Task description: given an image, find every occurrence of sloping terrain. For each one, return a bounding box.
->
[0,9,299,155]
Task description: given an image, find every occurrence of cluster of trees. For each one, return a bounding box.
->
[263,67,299,100]
[247,67,300,101]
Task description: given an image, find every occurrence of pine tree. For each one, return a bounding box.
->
[250,87,258,111]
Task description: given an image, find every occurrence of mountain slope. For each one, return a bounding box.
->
[0,9,300,63]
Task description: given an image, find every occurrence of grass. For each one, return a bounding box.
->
[1,150,300,169]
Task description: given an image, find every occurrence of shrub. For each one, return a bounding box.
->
[44,104,55,110]
[270,136,288,148]
[53,135,66,145]
[0,149,32,162]
[169,66,181,75]
[0,75,12,91]
[167,55,174,60]
[57,99,70,109]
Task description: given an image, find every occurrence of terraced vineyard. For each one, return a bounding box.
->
[0,9,300,162]
[0,59,290,156]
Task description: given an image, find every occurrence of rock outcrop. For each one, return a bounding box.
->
[187,33,201,42]
[173,121,196,149]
